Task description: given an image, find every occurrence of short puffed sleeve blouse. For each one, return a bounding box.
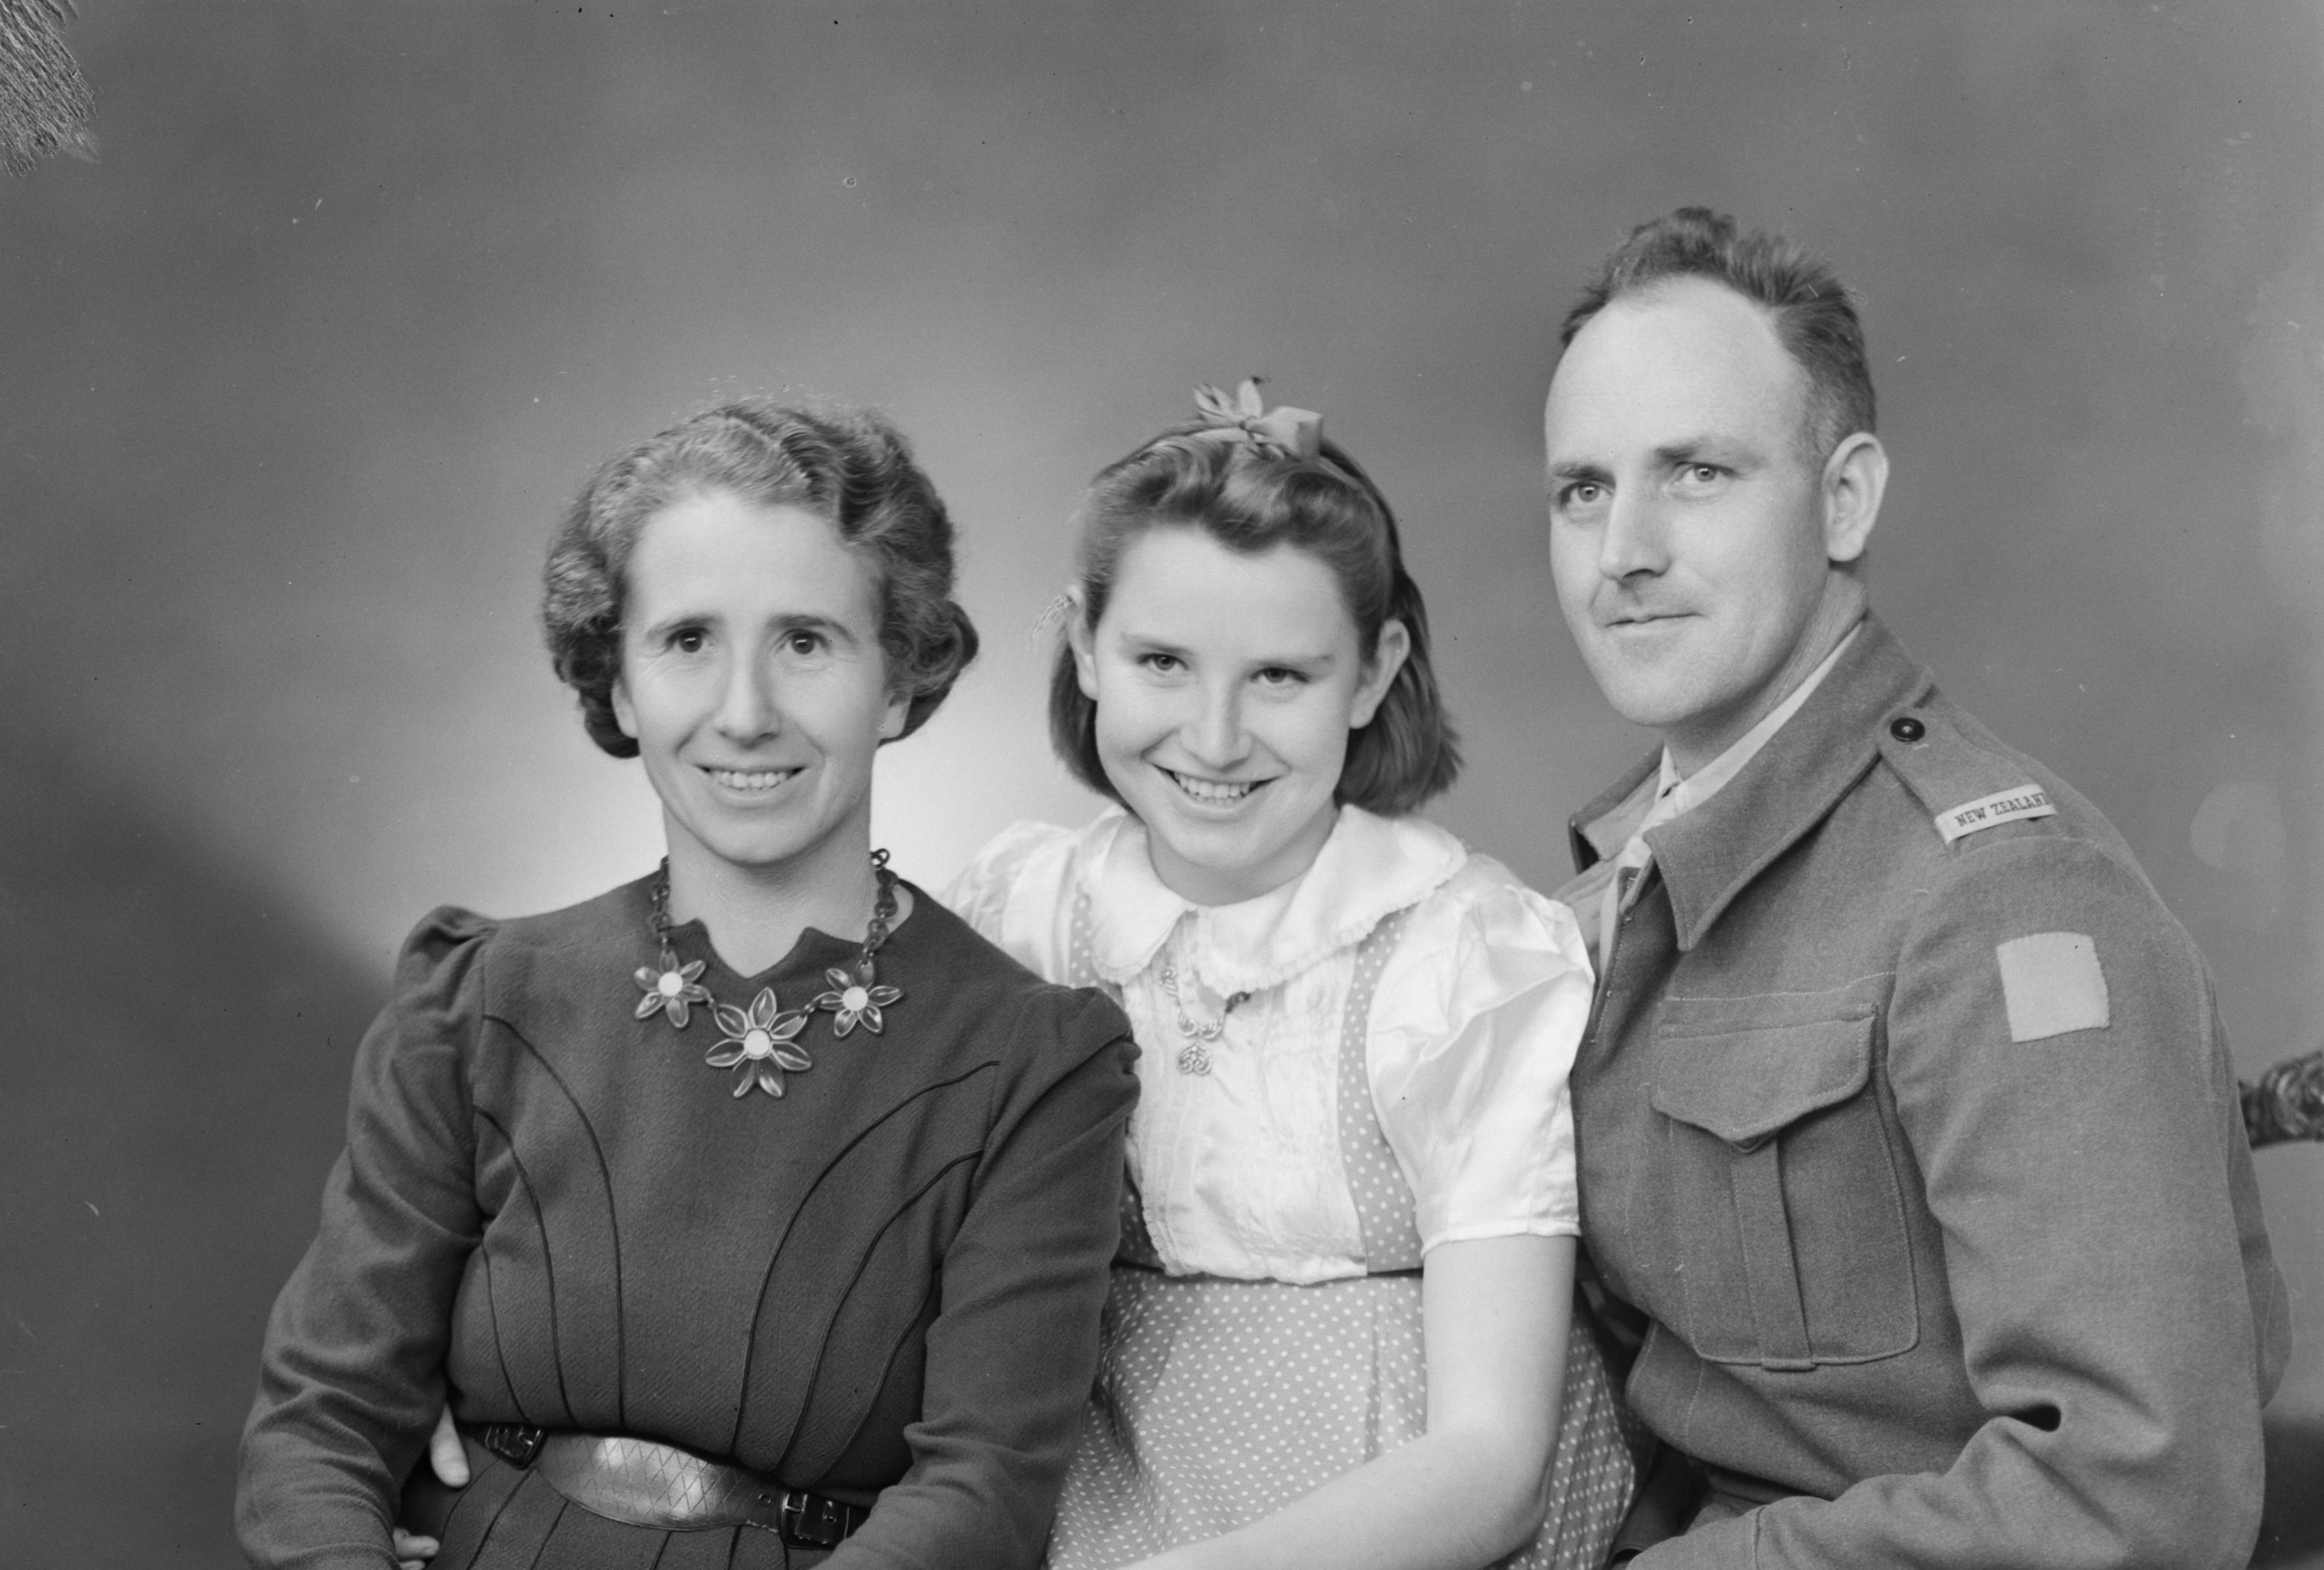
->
[947,805,1590,1284]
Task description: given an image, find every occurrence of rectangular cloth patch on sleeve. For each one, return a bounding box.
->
[1996,931,2110,1043]
[1936,785,2058,845]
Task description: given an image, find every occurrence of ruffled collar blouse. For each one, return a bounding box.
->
[950,805,1590,1286]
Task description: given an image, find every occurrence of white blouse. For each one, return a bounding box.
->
[946,805,1590,1285]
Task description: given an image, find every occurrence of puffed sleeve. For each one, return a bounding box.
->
[942,820,1081,982]
[825,987,1138,1570]
[236,909,491,1570]
[1366,857,1594,1253]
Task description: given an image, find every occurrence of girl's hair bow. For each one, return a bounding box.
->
[1191,378,1323,461]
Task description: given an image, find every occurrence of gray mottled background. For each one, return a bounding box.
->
[2,3,2320,1566]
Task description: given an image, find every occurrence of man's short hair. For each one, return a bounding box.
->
[1560,207,1876,461]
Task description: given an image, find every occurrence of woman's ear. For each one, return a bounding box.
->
[1066,590,1100,701]
[1350,618,1411,730]
[879,688,910,741]
[611,676,640,740]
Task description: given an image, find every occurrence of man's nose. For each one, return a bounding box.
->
[1599,486,1671,580]
[714,653,782,741]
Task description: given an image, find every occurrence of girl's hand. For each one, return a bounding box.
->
[393,1528,439,1568]
[427,1403,469,1485]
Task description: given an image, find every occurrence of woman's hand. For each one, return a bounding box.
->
[390,1405,468,1566]
[426,1403,469,1485]
[1136,1234,1577,1570]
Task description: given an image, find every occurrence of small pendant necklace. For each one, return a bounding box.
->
[1157,960,1249,1077]
[631,849,905,1099]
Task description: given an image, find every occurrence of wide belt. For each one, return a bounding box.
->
[466,1423,869,1549]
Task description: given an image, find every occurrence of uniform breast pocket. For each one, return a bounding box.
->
[1651,988,1917,1370]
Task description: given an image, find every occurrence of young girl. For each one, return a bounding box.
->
[948,384,1638,1570]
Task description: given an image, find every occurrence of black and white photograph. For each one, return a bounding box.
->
[2,4,2320,1567]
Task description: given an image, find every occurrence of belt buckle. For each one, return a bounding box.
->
[476,1423,546,1468]
[777,1489,850,1549]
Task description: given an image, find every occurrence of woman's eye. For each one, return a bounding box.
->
[669,628,707,655]
[1253,667,1305,688]
[1138,652,1183,674]
[783,630,827,657]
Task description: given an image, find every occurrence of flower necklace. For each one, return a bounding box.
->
[632,849,904,1099]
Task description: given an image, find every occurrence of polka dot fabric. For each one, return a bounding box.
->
[1045,1270,1636,1569]
[1046,891,1636,1569]
[1337,911,1423,1271]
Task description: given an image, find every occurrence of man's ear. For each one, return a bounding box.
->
[1822,432,1887,565]
[1351,619,1411,730]
[1066,590,1100,700]
[611,675,640,740]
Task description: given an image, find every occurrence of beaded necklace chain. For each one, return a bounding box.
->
[632,849,904,1100]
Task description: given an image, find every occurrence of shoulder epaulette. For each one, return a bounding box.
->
[1877,705,2059,847]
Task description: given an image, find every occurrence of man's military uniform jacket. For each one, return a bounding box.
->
[1558,615,2287,1569]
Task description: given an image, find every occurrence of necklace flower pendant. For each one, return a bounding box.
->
[814,961,902,1038]
[634,949,712,1027]
[706,987,813,1097]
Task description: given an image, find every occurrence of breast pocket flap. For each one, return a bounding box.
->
[1650,1013,1875,1149]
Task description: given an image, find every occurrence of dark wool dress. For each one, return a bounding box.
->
[237,876,1138,1570]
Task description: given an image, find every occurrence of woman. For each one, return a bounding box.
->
[236,400,1140,1569]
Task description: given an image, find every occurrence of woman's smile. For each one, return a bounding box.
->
[704,763,805,795]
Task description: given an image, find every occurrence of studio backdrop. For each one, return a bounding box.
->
[1,4,2319,1566]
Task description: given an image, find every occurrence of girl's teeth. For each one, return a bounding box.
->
[1170,770,1256,803]
[712,768,795,791]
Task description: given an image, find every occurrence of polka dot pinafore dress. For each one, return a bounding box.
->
[949,806,1641,1570]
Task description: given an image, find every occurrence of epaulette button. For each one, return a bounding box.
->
[1890,716,1926,743]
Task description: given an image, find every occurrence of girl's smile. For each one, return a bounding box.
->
[1163,768,1267,806]
[1072,527,1406,906]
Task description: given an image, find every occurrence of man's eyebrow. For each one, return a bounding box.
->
[1653,437,1756,468]
[1546,459,1612,486]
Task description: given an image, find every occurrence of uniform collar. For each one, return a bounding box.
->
[1568,755,1661,873]
[1078,802,1467,993]
[1653,621,1859,820]
[1567,612,1935,953]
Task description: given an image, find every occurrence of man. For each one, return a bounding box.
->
[1543,209,2287,1566]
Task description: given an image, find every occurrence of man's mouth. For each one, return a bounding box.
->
[707,766,802,793]
[1163,768,1263,805]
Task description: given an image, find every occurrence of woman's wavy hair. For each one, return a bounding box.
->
[1049,423,1460,817]
[543,399,979,757]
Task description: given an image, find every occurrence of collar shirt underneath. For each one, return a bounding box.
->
[1596,621,1863,963]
